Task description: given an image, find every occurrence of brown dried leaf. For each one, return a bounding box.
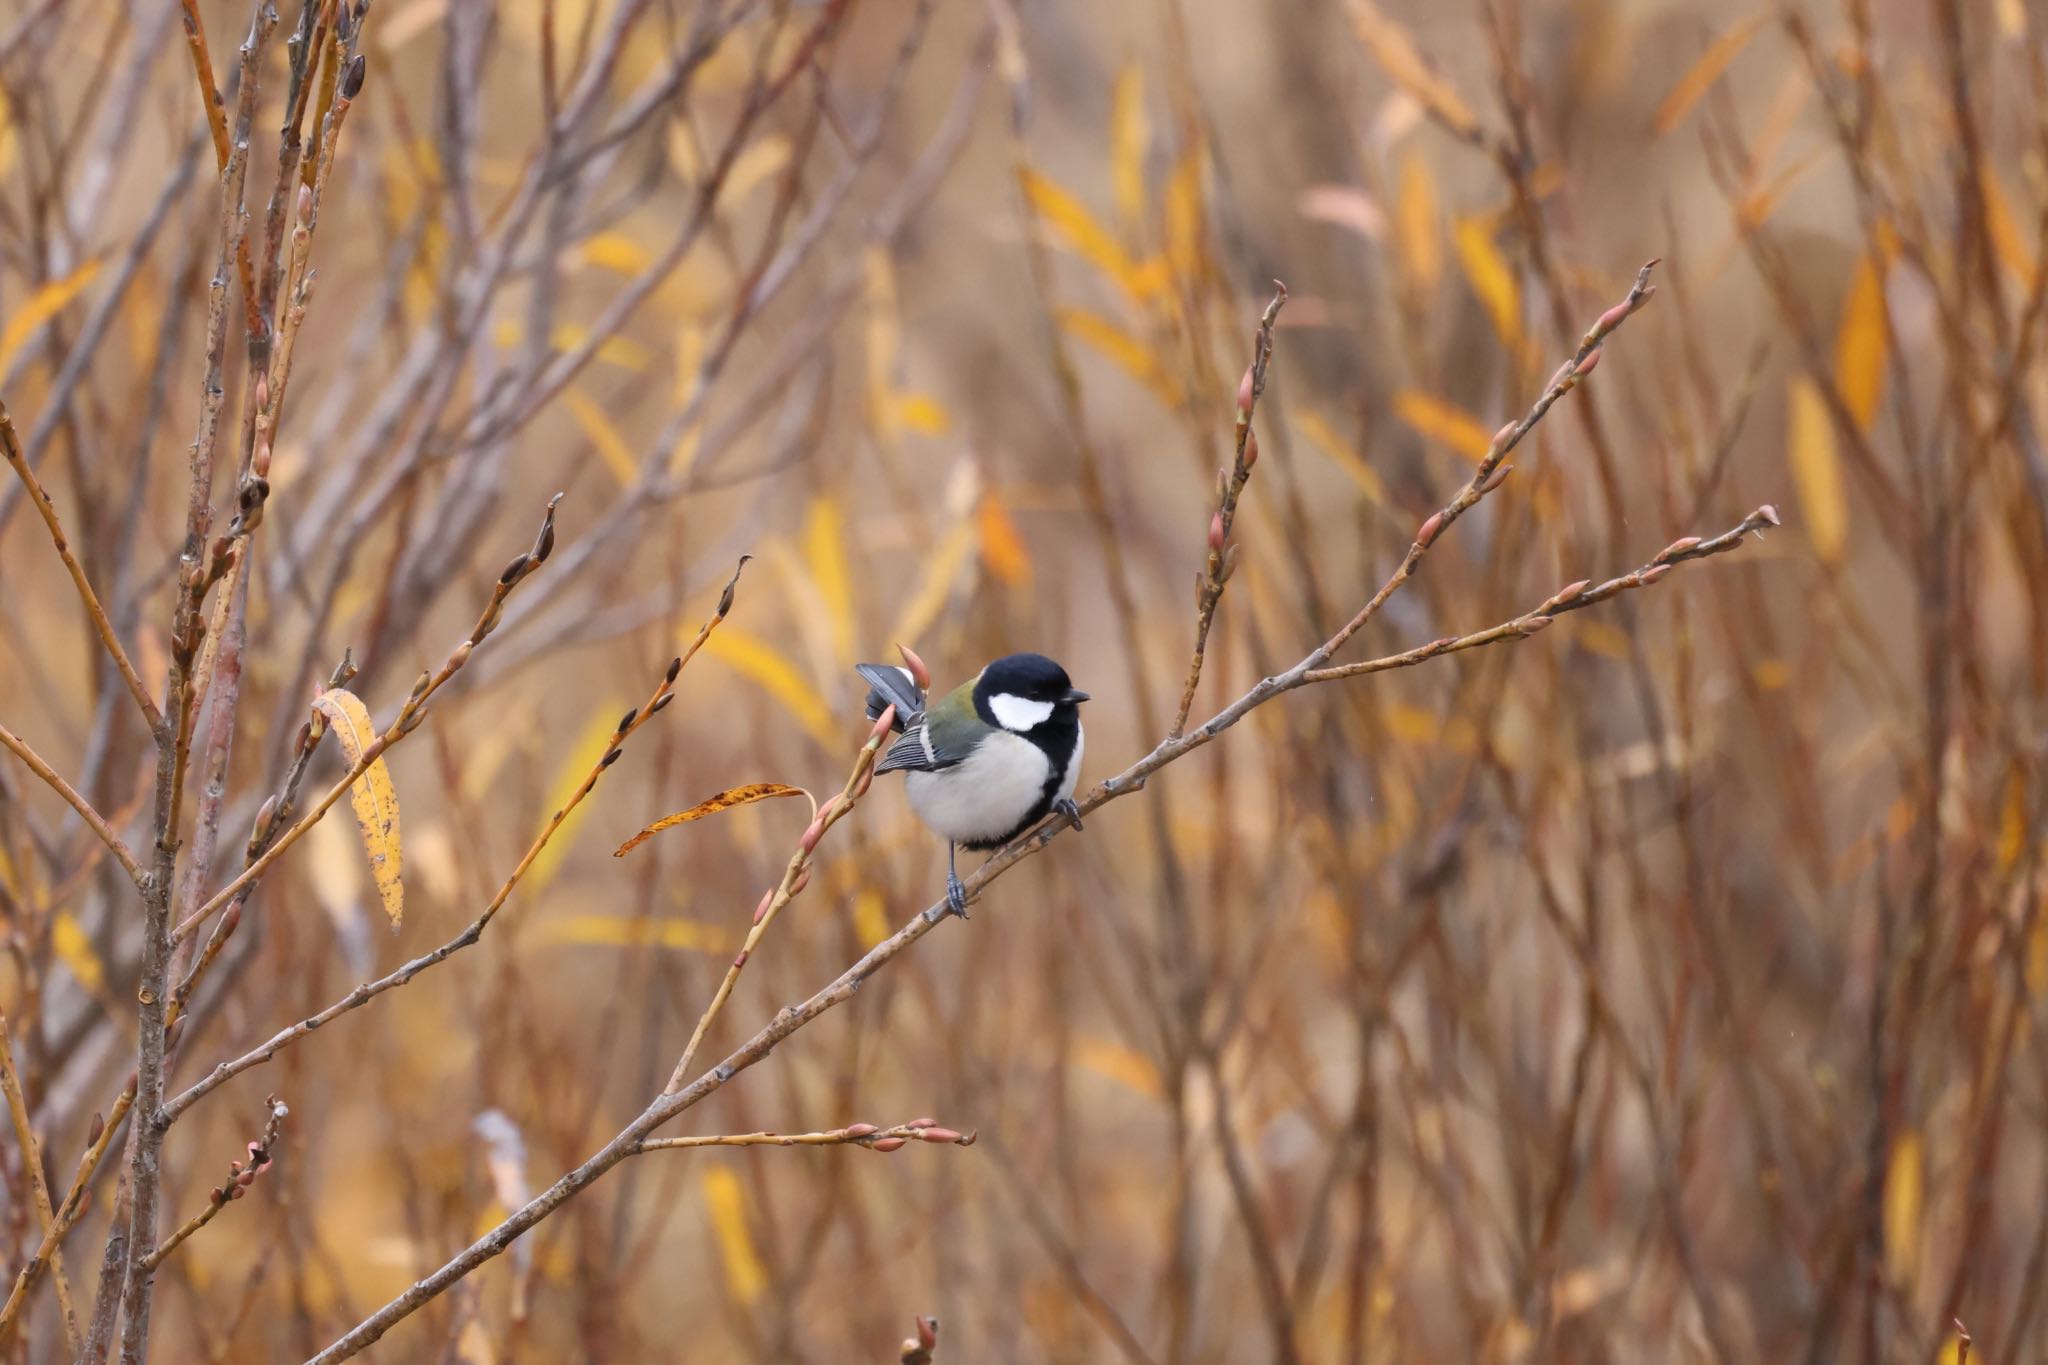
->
[613,784,808,856]
[311,689,403,929]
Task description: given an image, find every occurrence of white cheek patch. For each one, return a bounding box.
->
[989,692,1055,731]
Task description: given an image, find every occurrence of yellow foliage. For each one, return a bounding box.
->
[804,498,854,660]
[1056,307,1182,407]
[525,704,625,892]
[531,915,735,953]
[700,1168,767,1305]
[1073,1036,1164,1100]
[1395,149,1442,294]
[1652,16,1766,135]
[1833,249,1888,431]
[889,392,951,436]
[1296,409,1388,505]
[1882,1129,1923,1287]
[580,231,653,275]
[851,887,891,948]
[52,912,104,992]
[563,388,642,487]
[1453,218,1520,354]
[703,628,839,748]
[1394,390,1494,462]
[1020,167,1159,302]
[1787,376,1847,564]
[1346,1,1482,142]
[311,689,405,929]
[889,521,977,647]
[0,259,102,375]
[1110,63,1149,229]
[976,493,1033,587]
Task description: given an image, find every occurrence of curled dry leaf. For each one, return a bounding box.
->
[311,688,403,930]
[613,784,808,857]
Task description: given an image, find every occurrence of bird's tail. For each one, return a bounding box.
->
[854,663,924,732]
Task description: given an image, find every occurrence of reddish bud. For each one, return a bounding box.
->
[1640,564,1672,584]
[1550,579,1591,607]
[1522,616,1554,634]
[219,902,242,941]
[752,890,774,925]
[229,1184,247,1200]
[895,642,930,691]
[789,867,812,897]
[1656,535,1701,562]
[1492,421,1517,450]
[1208,512,1225,554]
[1416,511,1444,548]
[869,705,898,742]
[1479,462,1514,494]
[297,184,313,226]
[1236,366,1255,415]
[1756,503,1782,527]
[1575,345,1604,377]
[1596,300,1633,332]
[853,767,874,798]
[254,374,270,413]
[1548,359,1578,391]
[798,819,826,854]
[1221,543,1241,581]
[906,1116,938,1129]
[164,1015,187,1051]
[253,439,273,477]
[844,1123,879,1139]
[871,1136,908,1152]
[1242,427,1260,470]
[917,1127,964,1144]
[732,950,750,968]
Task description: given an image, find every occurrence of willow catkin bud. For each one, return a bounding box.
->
[1236,366,1255,415]
[1242,427,1259,470]
[871,1136,908,1152]
[896,642,931,690]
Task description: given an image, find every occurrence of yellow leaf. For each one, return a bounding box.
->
[311,689,404,929]
[1110,62,1149,228]
[1980,168,2036,285]
[1574,621,1632,661]
[1395,150,1442,293]
[1072,1036,1163,1100]
[1652,15,1766,134]
[1394,390,1494,462]
[723,135,792,205]
[1164,147,1206,283]
[1296,410,1387,505]
[532,915,735,953]
[1788,376,1847,564]
[1055,307,1182,407]
[52,912,104,992]
[563,388,641,487]
[976,493,1033,587]
[526,704,625,892]
[1020,168,1157,301]
[1383,702,1477,752]
[703,628,838,748]
[700,1168,767,1304]
[1454,218,1520,353]
[852,887,890,948]
[1996,764,2026,873]
[1346,1,1481,141]
[889,391,951,436]
[0,259,102,374]
[1753,658,1791,690]
[580,231,652,275]
[1833,251,1887,431]
[613,784,809,856]
[802,497,854,662]
[889,521,977,647]
[1883,1129,1924,1286]
[493,320,650,372]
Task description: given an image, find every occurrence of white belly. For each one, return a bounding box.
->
[905,731,1054,845]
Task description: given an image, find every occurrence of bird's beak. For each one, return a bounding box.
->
[1063,688,1091,704]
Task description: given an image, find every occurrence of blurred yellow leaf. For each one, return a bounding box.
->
[613,784,808,857]
[580,231,652,275]
[666,117,701,183]
[1297,410,1387,505]
[888,392,951,436]
[1996,764,2026,872]
[1020,167,1158,301]
[1110,63,1149,228]
[1395,150,1442,293]
[1753,658,1791,690]
[1883,1129,1923,1286]
[1652,16,1766,135]
[1394,390,1493,462]
[0,258,102,374]
[1347,1,1481,141]
[563,388,641,487]
[2029,916,2048,998]
[1996,0,2026,37]
[852,887,890,948]
[976,493,1033,587]
[493,320,650,372]
[1979,168,2036,284]
[1833,251,1887,431]
[0,87,17,180]
[700,1168,767,1304]
[526,704,625,891]
[1164,147,1206,283]
[52,912,104,992]
[1055,307,1182,407]
[889,521,977,646]
[1384,702,1476,751]
[1454,218,1520,353]
[704,628,838,748]
[1788,376,1847,564]
[723,135,792,205]
[311,689,404,929]
[533,915,736,953]
[1073,1036,1163,1100]
[1574,621,1632,661]
[804,497,853,660]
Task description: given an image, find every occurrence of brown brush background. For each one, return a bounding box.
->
[0,0,2042,1360]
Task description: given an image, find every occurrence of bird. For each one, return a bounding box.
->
[855,652,1089,918]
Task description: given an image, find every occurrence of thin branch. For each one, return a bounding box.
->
[0,1009,82,1353]
[0,399,162,729]
[0,718,144,889]
[634,1117,975,1154]
[143,1095,287,1271]
[0,1089,129,1345]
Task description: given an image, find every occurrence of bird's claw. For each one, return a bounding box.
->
[945,869,969,919]
[1054,798,1084,831]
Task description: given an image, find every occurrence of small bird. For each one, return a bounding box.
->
[856,652,1089,917]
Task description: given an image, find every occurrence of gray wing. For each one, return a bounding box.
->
[855,662,924,732]
[874,719,971,774]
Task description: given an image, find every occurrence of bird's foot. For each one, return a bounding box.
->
[945,868,970,919]
[1054,798,1084,831]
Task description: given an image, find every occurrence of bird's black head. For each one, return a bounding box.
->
[973,652,1089,733]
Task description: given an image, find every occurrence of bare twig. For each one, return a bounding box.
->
[899,1315,940,1364]
[634,1117,976,1155]
[0,1009,82,1352]
[0,718,144,890]
[143,1095,286,1271]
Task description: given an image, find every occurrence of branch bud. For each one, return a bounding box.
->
[1208,512,1225,554]
[844,1123,879,1139]
[1655,536,1700,563]
[895,642,930,691]
[871,1136,908,1152]
[1640,563,1672,584]
[1241,427,1259,470]
[1479,462,1514,494]
[1236,365,1255,416]
[1416,511,1444,548]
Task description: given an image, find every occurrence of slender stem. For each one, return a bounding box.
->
[0,399,162,730]
[0,719,145,889]
[0,1009,82,1353]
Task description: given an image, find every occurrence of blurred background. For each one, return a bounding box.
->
[1,0,2043,1359]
